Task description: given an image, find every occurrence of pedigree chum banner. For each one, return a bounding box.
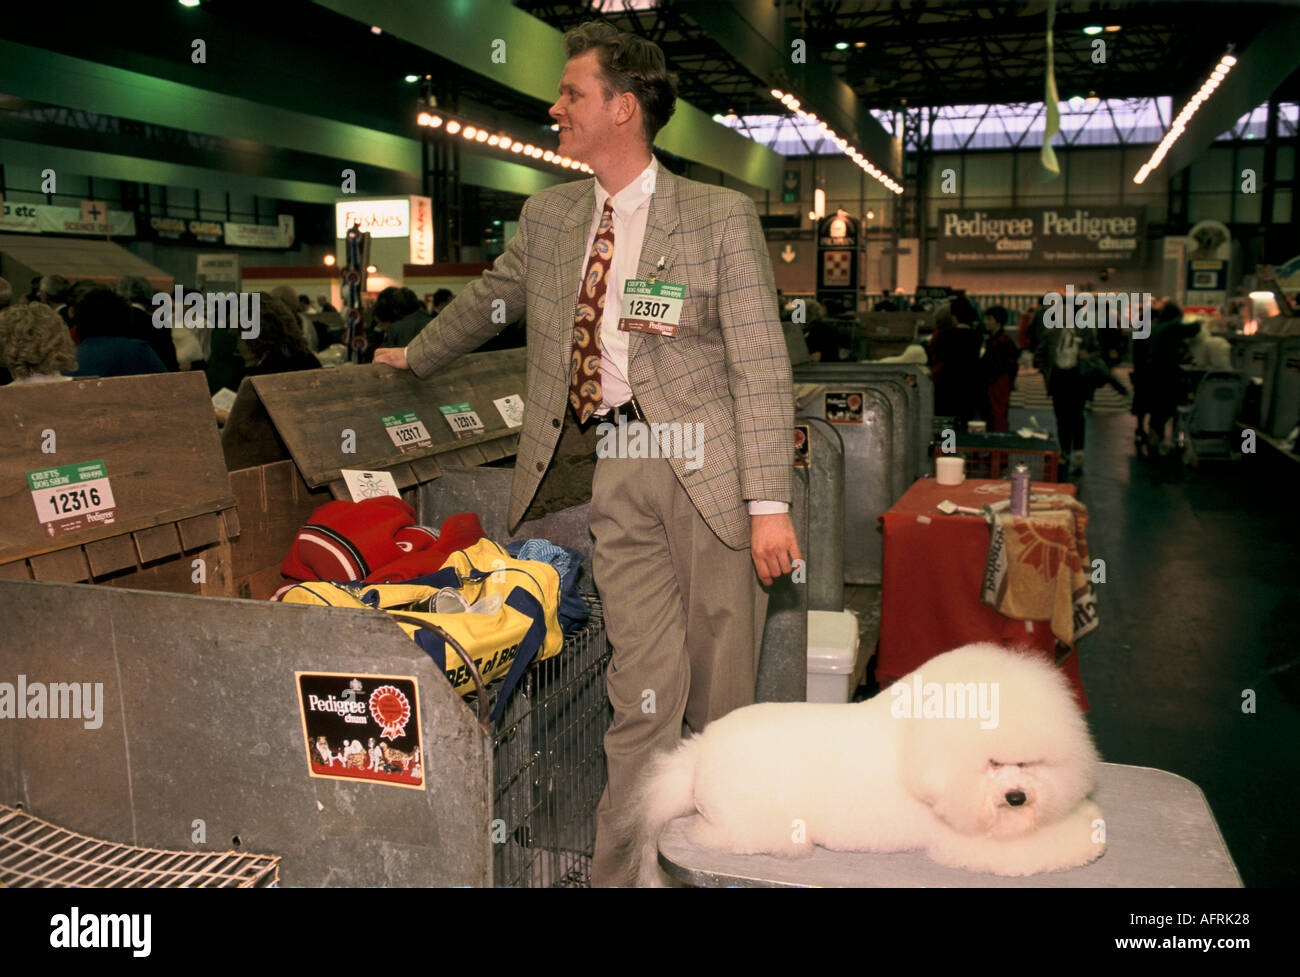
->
[938,206,1144,267]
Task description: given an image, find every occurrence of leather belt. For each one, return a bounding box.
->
[604,396,645,423]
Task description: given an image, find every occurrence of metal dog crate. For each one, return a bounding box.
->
[489,595,610,888]
[1231,335,1279,429]
[795,362,934,484]
[793,363,934,584]
[0,577,612,888]
[1266,337,1300,439]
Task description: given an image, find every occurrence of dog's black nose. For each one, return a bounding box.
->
[1005,790,1026,806]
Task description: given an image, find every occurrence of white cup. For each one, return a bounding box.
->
[936,456,965,486]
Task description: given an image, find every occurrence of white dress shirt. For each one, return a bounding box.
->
[581,156,787,516]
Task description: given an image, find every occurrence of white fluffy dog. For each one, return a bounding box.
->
[619,643,1105,885]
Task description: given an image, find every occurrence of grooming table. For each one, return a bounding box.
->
[658,763,1242,887]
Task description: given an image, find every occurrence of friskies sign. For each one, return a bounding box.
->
[937,206,1145,267]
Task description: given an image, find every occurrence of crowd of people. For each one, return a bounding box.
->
[779,286,1233,475]
[4,269,1235,465]
[0,274,461,402]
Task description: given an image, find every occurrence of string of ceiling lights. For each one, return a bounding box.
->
[768,88,903,195]
[415,111,594,175]
[1133,49,1238,184]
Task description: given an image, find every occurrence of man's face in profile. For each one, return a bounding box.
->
[550,51,624,164]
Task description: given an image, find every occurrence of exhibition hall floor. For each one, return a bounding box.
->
[1066,408,1300,888]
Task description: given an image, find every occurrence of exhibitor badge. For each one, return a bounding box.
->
[618,279,685,337]
[27,460,119,537]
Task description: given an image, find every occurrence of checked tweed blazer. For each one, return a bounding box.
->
[406,166,793,550]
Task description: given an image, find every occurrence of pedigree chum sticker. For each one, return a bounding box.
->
[296,672,424,789]
[824,391,865,424]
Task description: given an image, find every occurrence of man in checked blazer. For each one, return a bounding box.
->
[375,22,799,886]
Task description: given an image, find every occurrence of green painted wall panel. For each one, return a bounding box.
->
[0,41,418,174]
[0,138,345,203]
[0,41,564,200]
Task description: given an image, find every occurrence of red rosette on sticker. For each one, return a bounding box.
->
[369,685,411,740]
[848,394,862,412]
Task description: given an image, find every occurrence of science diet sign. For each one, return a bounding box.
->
[938,206,1144,267]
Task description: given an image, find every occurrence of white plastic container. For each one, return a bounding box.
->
[807,609,862,703]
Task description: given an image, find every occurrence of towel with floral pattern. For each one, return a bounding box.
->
[980,494,1098,646]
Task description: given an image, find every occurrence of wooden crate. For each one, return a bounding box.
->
[221,348,527,599]
[0,372,237,595]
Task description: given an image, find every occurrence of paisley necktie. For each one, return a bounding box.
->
[569,200,615,424]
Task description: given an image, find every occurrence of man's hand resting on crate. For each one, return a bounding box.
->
[373,347,410,370]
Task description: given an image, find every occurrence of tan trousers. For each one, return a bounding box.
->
[586,448,767,888]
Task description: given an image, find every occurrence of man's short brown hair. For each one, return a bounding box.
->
[563,21,677,147]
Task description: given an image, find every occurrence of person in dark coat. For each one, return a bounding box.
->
[1034,309,1100,474]
[801,299,841,363]
[928,303,983,426]
[117,275,177,371]
[1142,300,1201,453]
[374,287,431,350]
[431,288,454,316]
[312,294,346,346]
[980,305,1020,431]
[66,288,167,378]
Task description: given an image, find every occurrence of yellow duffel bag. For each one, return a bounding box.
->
[282,539,562,721]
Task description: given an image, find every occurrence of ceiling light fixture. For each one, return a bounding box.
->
[767,88,903,194]
[1134,50,1238,184]
[414,110,587,174]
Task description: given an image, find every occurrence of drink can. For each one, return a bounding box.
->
[1010,464,1030,516]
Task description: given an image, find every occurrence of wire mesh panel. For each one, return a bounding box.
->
[488,594,610,887]
[0,805,280,888]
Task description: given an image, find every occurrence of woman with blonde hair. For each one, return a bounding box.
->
[0,303,77,384]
